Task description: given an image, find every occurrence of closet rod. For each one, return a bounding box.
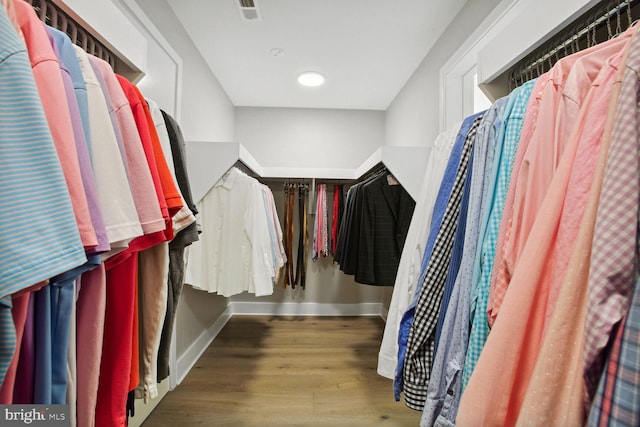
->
[509,0,638,89]
[232,159,259,178]
[357,163,388,184]
[24,0,117,69]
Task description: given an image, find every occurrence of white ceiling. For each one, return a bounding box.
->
[166,0,468,111]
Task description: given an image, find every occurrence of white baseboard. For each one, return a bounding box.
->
[228,301,384,317]
[175,308,232,385]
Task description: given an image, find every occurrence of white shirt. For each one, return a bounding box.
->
[74,45,142,254]
[185,168,275,297]
[262,184,286,277]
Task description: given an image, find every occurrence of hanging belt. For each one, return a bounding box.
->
[281,184,289,289]
[282,184,295,289]
[294,184,308,289]
[289,185,298,287]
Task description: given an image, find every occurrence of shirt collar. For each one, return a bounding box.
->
[216,167,239,190]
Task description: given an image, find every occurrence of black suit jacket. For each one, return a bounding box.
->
[354,173,415,286]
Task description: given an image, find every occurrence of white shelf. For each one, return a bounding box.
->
[186,141,430,203]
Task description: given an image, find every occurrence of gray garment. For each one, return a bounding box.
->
[157,244,188,381]
[157,110,199,381]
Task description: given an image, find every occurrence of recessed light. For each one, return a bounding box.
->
[297,71,325,87]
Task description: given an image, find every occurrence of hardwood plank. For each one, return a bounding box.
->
[142,316,421,426]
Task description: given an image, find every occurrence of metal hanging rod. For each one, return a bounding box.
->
[509,0,638,89]
[24,0,117,69]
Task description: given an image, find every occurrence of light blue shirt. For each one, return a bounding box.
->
[462,80,536,388]
[0,6,86,301]
[0,7,87,390]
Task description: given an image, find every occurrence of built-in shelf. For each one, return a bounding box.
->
[186,141,430,203]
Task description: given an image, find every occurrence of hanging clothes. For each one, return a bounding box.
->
[279,183,308,289]
[377,124,457,380]
[0,4,198,427]
[400,112,482,410]
[295,184,308,289]
[382,19,640,427]
[457,27,636,427]
[313,183,330,260]
[185,167,280,297]
[157,110,200,383]
[390,113,477,401]
[420,81,534,426]
[331,184,345,255]
[334,169,415,286]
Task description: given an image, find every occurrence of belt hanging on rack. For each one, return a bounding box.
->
[282,183,295,288]
[294,184,308,289]
[280,182,309,289]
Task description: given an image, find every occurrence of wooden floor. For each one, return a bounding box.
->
[143,316,421,427]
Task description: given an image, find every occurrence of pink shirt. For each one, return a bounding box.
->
[514,44,629,427]
[14,0,96,248]
[457,47,626,427]
[545,43,630,320]
[487,29,635,327]
[89,56,165,236]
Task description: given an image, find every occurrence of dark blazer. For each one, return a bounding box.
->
[355,173,415,286]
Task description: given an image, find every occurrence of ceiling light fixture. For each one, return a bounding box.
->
[297,71,325,87]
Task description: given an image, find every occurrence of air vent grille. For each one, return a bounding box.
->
[236,0,261,21]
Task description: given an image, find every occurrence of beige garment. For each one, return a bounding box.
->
[136,242,169,402]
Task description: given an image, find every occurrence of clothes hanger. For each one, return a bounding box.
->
[607,6,614,39]
[615,0,623,36]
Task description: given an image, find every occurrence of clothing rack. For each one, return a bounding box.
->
[509,0,640,90]
[25,0,118,71]
[357,164,388,185]
[232,159,259,178]
[283,182,310,190]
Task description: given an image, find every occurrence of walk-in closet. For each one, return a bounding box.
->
[1,0,639,426]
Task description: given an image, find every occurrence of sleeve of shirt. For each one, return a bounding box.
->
[246,181,276,296]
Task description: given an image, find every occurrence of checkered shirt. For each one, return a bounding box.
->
[402,115,483,410]
[583,41,640,402]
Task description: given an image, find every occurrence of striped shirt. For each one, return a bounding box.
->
[0,6,85,299]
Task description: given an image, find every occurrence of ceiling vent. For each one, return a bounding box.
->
[236,0,262,21]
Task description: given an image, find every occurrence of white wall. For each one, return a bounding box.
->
[477,0,599,86]
[61,0,147,73]
[230,107,387,304]
[235,107,385,169]
[132,0,235,142]
[385,0,502,148]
